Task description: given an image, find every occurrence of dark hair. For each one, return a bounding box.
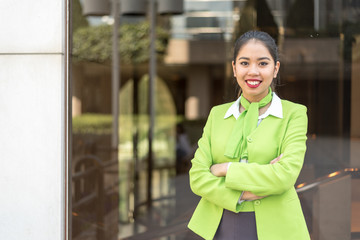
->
[233,30,279,64]
[233,30,280,96]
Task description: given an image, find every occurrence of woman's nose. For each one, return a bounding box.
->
[248,64,259,75]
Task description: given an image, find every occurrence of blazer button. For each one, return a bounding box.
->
[247,137,253,143]
[254,200,261,206]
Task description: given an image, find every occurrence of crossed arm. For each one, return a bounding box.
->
[210,154,282,201]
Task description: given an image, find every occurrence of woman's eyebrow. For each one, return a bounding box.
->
[238,57,271,61]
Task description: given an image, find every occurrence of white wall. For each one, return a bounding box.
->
[0,1,68,240]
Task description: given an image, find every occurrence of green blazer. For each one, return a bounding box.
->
[188,99,310,240]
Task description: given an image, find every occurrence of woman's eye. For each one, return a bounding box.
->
[259,62,268,66]
[240,62,249,66]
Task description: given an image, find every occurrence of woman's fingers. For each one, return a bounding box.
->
[210,165,218,175]
[270,153,283,164]
[210,163,228,177]
[241,191,266,200]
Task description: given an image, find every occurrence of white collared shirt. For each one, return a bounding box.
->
[224,92,283,121]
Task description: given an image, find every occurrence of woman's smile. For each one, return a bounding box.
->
[245,79,262,88]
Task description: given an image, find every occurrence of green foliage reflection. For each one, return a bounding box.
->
[72,22,169,64]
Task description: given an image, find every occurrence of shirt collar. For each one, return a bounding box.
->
[224,92,283,120]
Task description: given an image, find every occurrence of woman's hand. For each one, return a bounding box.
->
[270,153,283,164]
[241,191,265,201]
[210,163,229,177]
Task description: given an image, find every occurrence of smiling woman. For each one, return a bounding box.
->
[188,30,310,240]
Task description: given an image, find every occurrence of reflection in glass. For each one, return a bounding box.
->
[71,0,360,239]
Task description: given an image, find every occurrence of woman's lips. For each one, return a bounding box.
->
[245,80,261,88]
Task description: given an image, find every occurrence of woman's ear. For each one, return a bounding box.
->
[274,61,280,78]
[232,61,236,77]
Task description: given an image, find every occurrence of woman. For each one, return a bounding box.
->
[187,31,310,240]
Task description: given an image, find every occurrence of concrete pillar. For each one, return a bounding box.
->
[185,66,211,120]
[0,1,69,240]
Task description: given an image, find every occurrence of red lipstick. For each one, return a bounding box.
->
[245,79,261,88]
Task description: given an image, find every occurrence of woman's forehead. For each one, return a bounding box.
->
[237,40,272,58]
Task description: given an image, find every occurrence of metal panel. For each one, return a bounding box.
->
[121,0,147,16]
[158,0,183,15]
[82,0,110,16]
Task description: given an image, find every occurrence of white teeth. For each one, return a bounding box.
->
[247,81,260,85]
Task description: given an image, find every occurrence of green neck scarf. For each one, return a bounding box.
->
[224,88,273,159]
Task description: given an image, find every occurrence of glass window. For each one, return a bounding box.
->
[71,0,360,239]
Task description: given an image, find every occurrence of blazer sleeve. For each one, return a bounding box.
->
[225,105,308,196]
[189,108,243,212]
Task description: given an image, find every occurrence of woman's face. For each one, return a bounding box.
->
[232,40,280,102]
